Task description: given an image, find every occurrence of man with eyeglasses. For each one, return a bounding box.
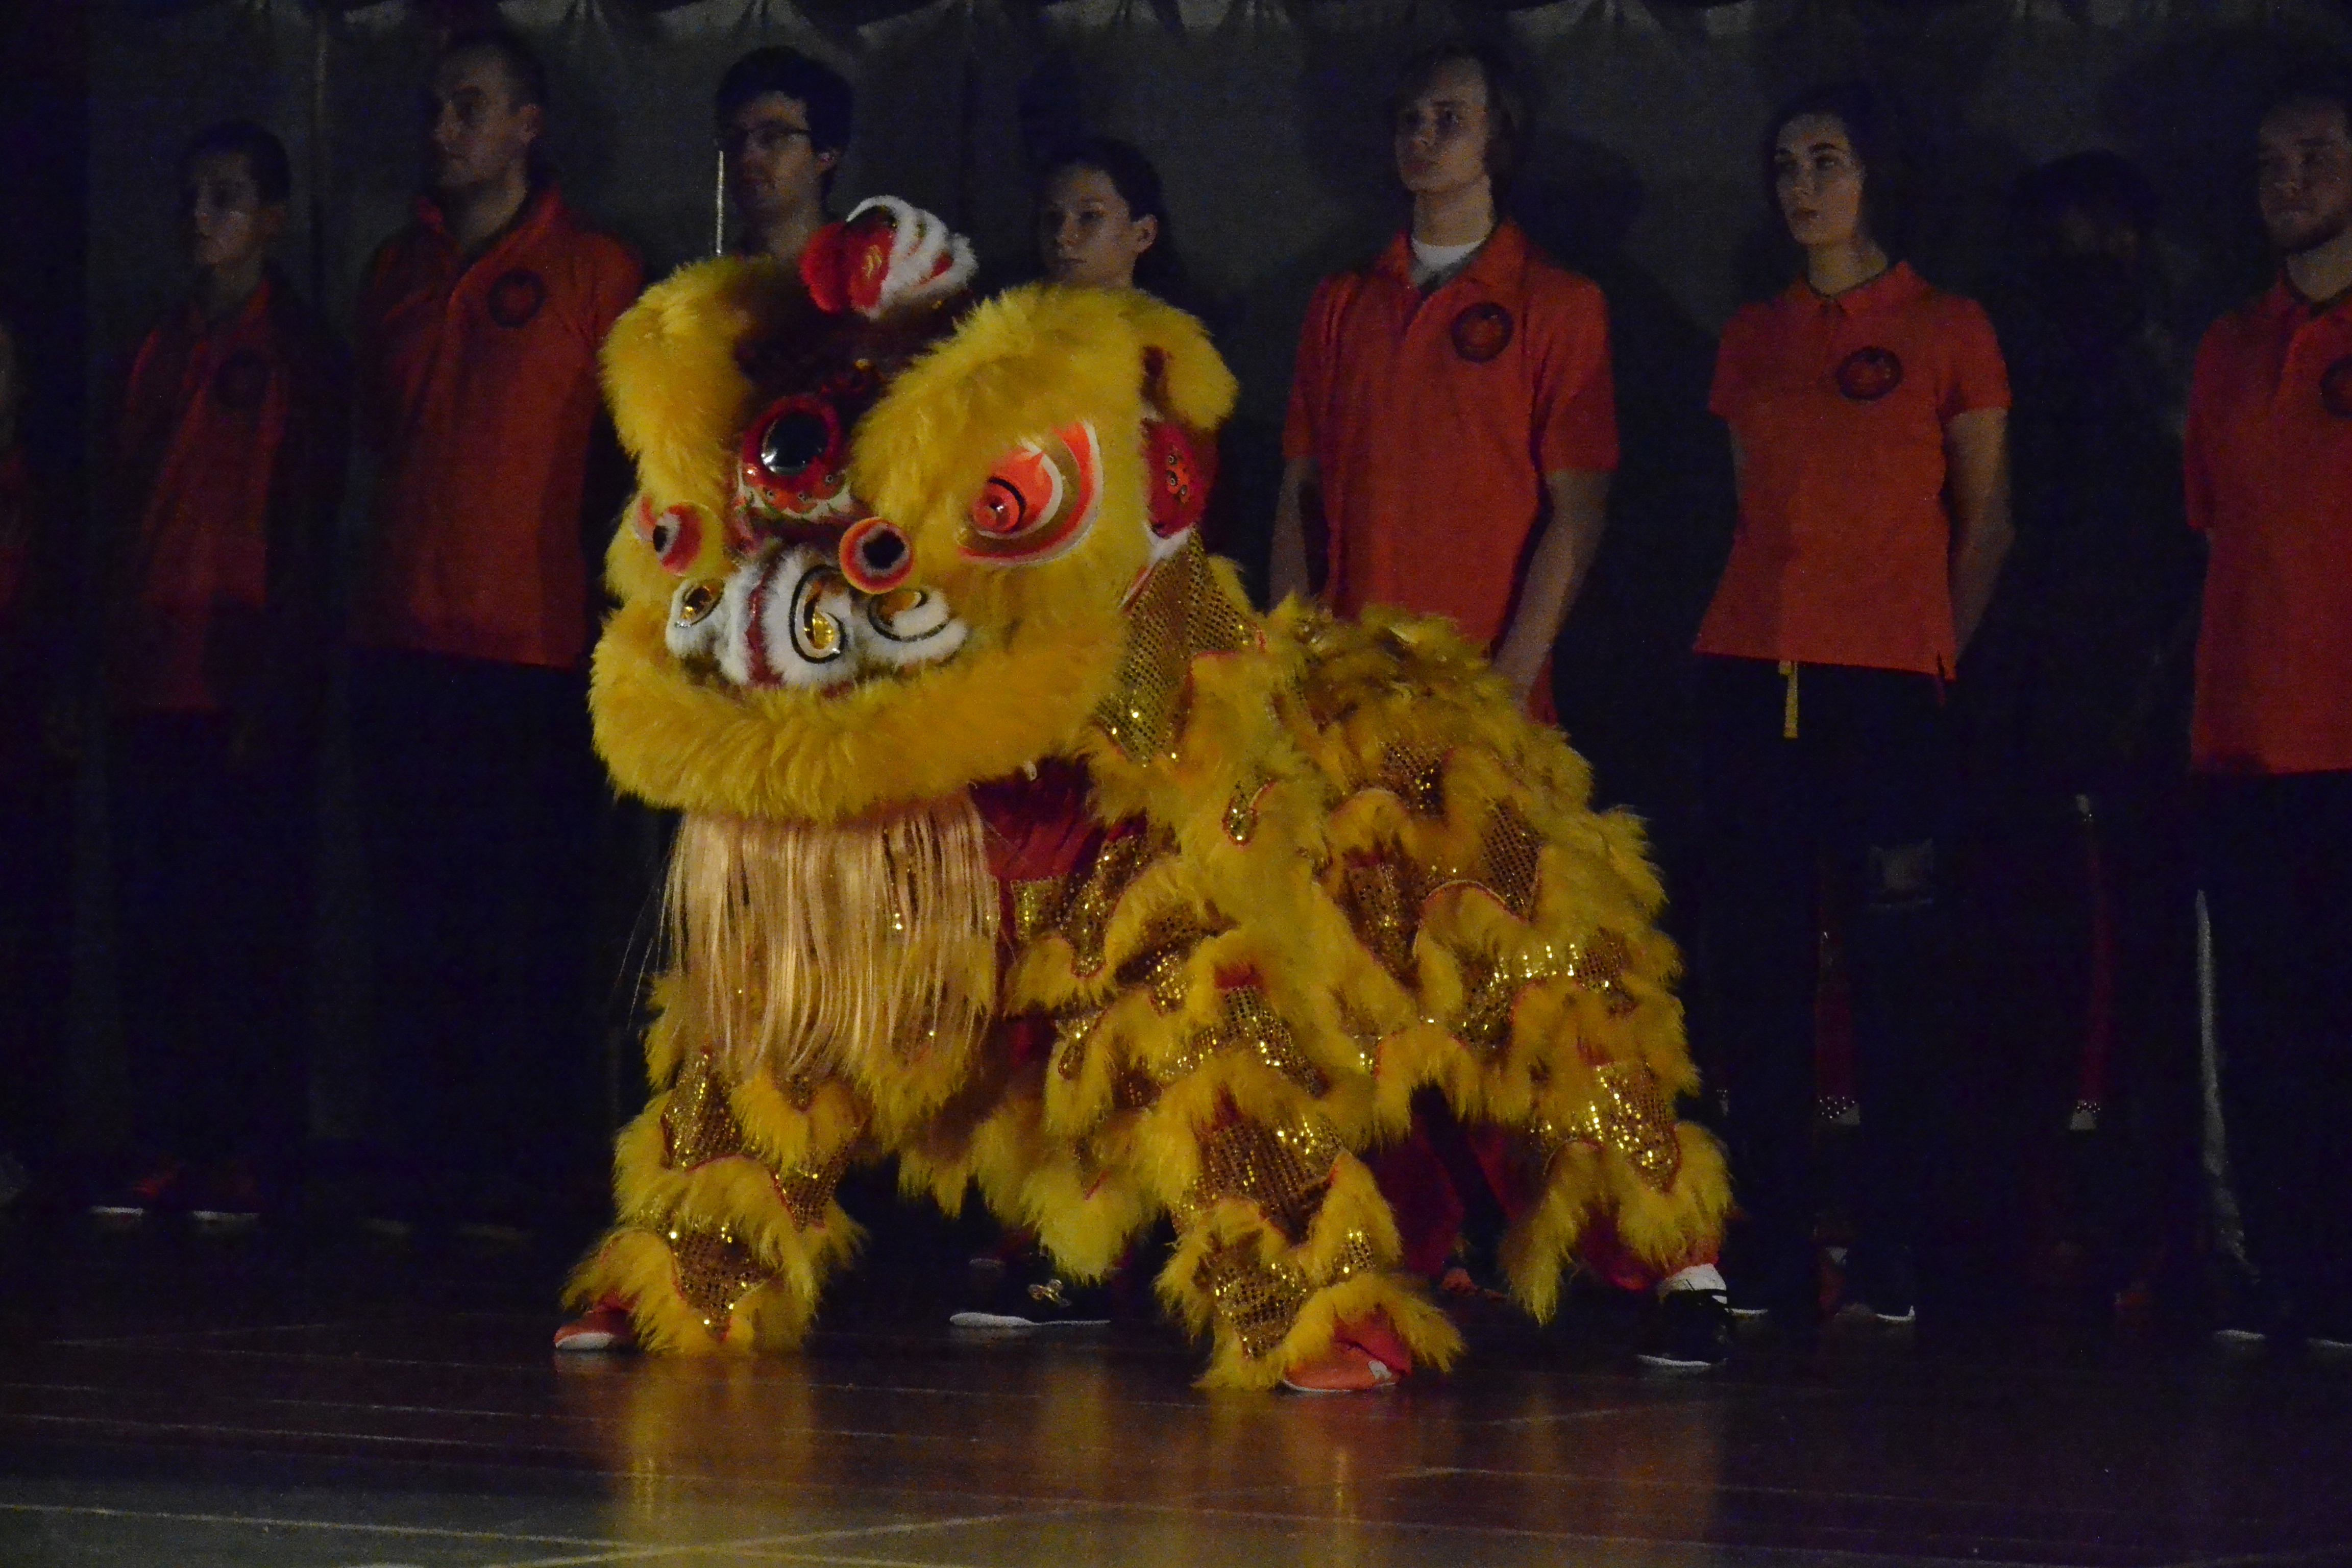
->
[348,26,641,1237]
[717,47,854,265]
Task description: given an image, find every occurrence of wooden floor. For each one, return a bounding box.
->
[4,1218,2350,1567]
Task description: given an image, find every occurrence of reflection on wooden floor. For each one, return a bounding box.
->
[2,1226,2349,1565]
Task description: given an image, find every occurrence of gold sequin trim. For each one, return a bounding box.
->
[1375,743,1449,816]
[1567,928,1637,1016]
[775,1146,853,1228]
[1094,538,1257,763]
[1332,998,1384,1070]
[1114,911,1214,1015]
[1450,929,1634,1051]
[1190,1111,1344,1243]
[1193,1237,1312,1359]
[1060,830,1162,977]
[1453,947,1570,1051]
[1339,857,1417,982]
[1326,1227,1382,1284]
[662,1057,744,1169]
[1010,878,1066,946]
[1455,953,1516,1051]
[667,1227,773,1335]
[1477,802,1544,919]
[1121,987,1326,1097]
[1215,987,1329,1095]
[1052,1006,1104,1081]
[1529,1061,1683,1192]
[1223,768,1276,845]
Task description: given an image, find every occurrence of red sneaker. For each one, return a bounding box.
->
[553,1303,637,1353]
[1280,1311,1414,1393]
[1281,1342,1399,1393]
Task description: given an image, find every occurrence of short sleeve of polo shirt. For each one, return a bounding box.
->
[1526,273,1618,474]
[1935,299,2011,422]
[1282,275,1352,464]
[574,235,644,357]
[1706,306,1763,422]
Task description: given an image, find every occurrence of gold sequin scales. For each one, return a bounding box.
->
[1189,1110,1344,1243]
[1094,540,1256,763]
[668,1228,772,1333]
[774,1146,852,1228]
[662,1057,745,1169]
[1529,1060,1683,1192]
[1193,1238,1311,1359]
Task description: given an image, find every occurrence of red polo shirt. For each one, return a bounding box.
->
[111,277,344,714]
[353,186,640,670]
[2184,278,2352,776]
[1283,220,1618,654]
[1699,263,2009,678]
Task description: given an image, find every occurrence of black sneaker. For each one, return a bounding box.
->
[1841,1246,1917,1328]
[2208,1264,2278,1352]
[949,1273,1112,1332]
[88,1158,190,1226]
[2300,1300,2352,1358]
[1637,1289,1730,1371]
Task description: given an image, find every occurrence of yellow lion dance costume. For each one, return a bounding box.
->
[567,200,1728,1389]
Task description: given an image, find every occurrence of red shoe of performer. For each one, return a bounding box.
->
[1280,1310,1413,1393]
[553,1302,638,1353]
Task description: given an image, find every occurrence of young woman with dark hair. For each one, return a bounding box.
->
[1036,135,1185,301]
[1697,84,2014,1337]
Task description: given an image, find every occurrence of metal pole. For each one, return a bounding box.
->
[715,146,727,258]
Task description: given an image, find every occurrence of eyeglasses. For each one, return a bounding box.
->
[723,121,814,159]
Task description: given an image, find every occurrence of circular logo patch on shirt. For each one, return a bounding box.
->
[211,350,272,412]
[2321,357,2352,418]
[486,268,548,329]
[1835,346,1905,402]
[1451,303,1515,364]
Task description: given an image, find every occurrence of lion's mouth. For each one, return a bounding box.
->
[665,545,968,691]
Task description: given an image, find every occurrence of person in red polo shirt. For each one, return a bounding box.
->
[2186,80,2352,1354]
[350,28,641,1233]
[96,121,346,1223]
[1271,42,1615,723]
[1271,44,1727,1383]
[1698,84,2013,1338]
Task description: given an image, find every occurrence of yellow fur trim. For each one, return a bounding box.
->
[565,1227,849,1354]
[593,598,1116,823]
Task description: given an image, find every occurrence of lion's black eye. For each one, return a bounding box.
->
[760,409,831,476]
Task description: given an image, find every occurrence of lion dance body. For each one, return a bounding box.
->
[567,200,1729,1388]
